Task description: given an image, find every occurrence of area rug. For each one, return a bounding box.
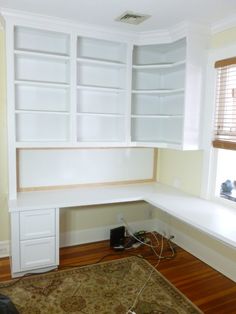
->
[0,256,202,314]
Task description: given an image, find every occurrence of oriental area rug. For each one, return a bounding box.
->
[0,257,202,314]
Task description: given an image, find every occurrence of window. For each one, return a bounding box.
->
[213,57,236,149]
[214,149,236,202]
[212,57,236,204]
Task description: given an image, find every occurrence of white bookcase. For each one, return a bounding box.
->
[76,37,127,143]
[9,22,206,149]
[14,26,70,143]
[131,37,204,149]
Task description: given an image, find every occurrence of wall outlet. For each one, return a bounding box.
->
[173,177,181,189]
[117,213,124,223]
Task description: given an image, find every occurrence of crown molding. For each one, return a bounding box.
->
[0,8,137,42]
[0,8,211,43]
[211,14,236,34]
[129,21,190,45]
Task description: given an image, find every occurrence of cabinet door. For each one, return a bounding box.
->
[20,209,55,240]
[20,237,56,270]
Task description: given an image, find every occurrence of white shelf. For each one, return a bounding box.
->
[131,114,183,119]
[15,142,75,148]
[132,60,185,70]
[77,112,124,118]
[15,80,70,89]
[15,110,70,115]
[77,84,125,93]
[14,49,70,61]
[77,57,125,68]
[131,140,181,147]
[132,88,185,95]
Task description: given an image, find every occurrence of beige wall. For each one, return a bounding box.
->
[60,201,152,233]
[0,29,9,241]
[211,26,236,49]
[157,149,203,196]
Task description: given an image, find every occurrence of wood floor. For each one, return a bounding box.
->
[0,236,236,314]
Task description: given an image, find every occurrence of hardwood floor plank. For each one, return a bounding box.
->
[0,237,236,314]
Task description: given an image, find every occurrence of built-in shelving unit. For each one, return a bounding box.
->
[131,39,186,147]
[11,24,205,149]
[76,36,127,143]
[3,10,208,277]
[14,26,70,143]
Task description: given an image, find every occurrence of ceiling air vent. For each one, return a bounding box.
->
[115,11,151,25]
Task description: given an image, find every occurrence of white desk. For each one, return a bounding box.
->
[9,182,236,277]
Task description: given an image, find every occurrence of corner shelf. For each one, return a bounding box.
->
[132,88,185,95]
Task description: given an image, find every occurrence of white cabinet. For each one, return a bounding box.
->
[20,237,56,270]
[131,37,205,149]
[10,208,59,276]
[20,209,56,240]
[6,20,206,150]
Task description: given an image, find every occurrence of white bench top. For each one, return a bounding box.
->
[9,182,236,248]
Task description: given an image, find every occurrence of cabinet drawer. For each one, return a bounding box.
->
[20,208,55,240]
[20,237,56,270]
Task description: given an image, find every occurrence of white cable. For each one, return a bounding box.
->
[122,218,159,248]
[124,218,175,314]
[126,234,164,314]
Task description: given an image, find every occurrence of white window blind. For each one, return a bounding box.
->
[213,57,236,150]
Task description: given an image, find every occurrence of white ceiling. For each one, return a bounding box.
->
[1,0,236,33]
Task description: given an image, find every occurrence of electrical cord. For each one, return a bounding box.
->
[123,218,176,314]
[122,218,176,260]
[126,229,165,314]
[122,219,160,249]
[60,252,145,269]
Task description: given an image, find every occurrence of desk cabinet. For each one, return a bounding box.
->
[11,208,59,276]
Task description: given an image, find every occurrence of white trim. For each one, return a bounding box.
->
[201,43,236,200]
[0,240,10,258]
[211,14,236,34]
[1,7,236,38]
[152,218,236,282]
[0,8,136,43]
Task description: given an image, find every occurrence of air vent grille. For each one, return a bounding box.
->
[115,11,151,25]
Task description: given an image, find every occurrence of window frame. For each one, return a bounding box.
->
[201,42,236,210]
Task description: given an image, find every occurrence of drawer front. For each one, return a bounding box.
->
[20,208,55,240]
[20,237,56,270]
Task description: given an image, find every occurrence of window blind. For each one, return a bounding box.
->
[213,57,236,150]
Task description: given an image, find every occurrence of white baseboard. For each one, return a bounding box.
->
[152,218,236,282]
[60,219,154,248]
[0,241,10,258]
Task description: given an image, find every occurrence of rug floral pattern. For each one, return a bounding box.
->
[0,257,202,314]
